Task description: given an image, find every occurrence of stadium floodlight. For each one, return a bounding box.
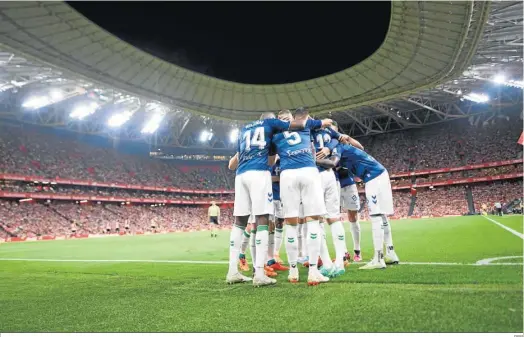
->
[49,89,64,100]
[492,74,506,84]
[70,102,100,120]
[229,128,239,143]
[22,96,51,110]
[107,110,133,127]
[199,130,213,142]
[141,113,164,134]
[463,92,489,103]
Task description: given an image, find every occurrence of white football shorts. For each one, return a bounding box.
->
[280,167,326,218]
[365,170,394,216]
[233,170,274,217]
[320,169,340,219]
[340,184,360,211]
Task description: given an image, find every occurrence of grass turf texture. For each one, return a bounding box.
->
[0,215,522,332]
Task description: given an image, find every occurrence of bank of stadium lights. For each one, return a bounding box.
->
[70,101,100,120]
[200,130,213,142]
[491,73,524,89]
[107,110,134,128]
[229,128,239,143]
[462,92,489,103]
[21,88,66,110]
[141,103,167,134]
[22,95,51,109]
[141,113,164,134]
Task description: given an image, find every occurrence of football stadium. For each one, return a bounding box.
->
[0,1,522,334]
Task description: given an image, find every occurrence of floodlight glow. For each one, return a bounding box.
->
[200,130,213,142]
[229,128,239,143]
[141,113,164,134]
[70,102,99,120]
[22,96,50,109]
[493,74,506,84]
[107,110,133,127]
[49,89,64,100]
[463,92,489,103]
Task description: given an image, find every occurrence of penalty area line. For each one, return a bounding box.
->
[0,258,521,266]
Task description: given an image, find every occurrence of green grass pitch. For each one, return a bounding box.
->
[0,215,522,332]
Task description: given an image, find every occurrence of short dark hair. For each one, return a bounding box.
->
[294,106,309,117]
[260,112,276,120]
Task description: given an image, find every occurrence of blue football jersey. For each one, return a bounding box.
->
[337,144,385,185]
[272,120,322,171]
[271,159,281,201]
[236,118,291,175]
[312,128,340,172]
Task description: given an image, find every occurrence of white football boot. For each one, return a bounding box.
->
[226,272,252,284]
[253,274,277,287]
[385,247,400,265]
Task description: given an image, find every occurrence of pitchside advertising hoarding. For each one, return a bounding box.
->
[0,333,522,336]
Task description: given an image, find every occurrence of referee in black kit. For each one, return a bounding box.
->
[208,201,220,237]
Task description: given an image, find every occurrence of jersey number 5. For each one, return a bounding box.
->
[243,127,266,151]
[283,131,301,146]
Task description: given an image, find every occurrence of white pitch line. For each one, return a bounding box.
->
[476,256,523,265]
[482,215,524,239]
[0,258,521,266]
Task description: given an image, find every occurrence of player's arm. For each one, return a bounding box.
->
[317,146,341,168]
[316,138,339,159]
[340,135,364,150]
[272,175,279,182]
[316,158,336,169]
[228,152,239,170]
[217,207,221,224]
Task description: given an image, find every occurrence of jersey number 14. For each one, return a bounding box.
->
[243,127,266,151]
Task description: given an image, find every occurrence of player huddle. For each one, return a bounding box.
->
[226,107,399,287]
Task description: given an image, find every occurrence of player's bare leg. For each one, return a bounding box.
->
[226,215,253,284]
[382,215,399,265]
[348,210,362,262]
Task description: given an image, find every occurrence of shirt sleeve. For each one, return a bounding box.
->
[326,138,339,152]
[305,119,322,130]
[268,119,291,132]
[331,145,342,159]
[325,127,342,139]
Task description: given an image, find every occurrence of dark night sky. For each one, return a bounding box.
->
[69,2,390,85]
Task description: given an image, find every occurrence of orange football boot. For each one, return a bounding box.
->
[238,257,249,272]
[270,262,289,271]
[264,265,277,277]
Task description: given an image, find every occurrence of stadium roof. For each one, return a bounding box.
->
[0,1,491,120]
[0,1,521,147]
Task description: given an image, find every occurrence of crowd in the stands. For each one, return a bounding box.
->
[0,201,233,238]
[0,115,522,238]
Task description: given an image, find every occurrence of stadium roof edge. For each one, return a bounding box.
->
[0,1,491,120]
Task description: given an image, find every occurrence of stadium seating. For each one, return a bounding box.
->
[0,116,522,238]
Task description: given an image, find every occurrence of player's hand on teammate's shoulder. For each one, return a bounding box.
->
[321,118,333,128]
